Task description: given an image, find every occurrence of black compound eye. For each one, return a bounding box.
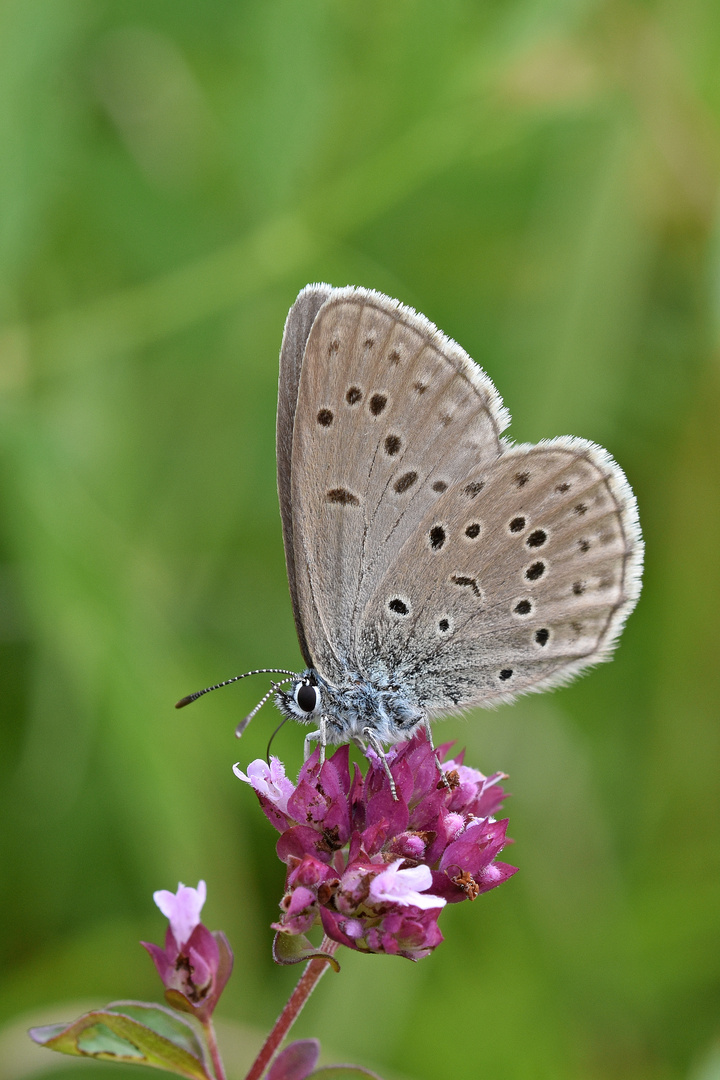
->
[295,680,319,713]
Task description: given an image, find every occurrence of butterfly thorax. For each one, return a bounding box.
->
[275,666,426,746]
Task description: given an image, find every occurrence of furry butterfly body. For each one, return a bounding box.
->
[271,284,643,754]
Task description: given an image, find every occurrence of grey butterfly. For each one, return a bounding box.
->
[179,284,643,775]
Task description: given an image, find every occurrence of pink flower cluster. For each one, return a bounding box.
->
[235,732,516,961]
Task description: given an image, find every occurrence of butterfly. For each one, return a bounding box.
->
[178,285,643,781]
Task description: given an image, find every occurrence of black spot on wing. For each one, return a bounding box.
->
[429,525,446,550]
[326,488,360,506]
[450,574,482,598]
[394,471,418,493]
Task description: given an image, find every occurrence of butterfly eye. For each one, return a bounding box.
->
[294,679,320,713]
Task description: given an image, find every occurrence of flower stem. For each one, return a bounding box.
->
[244,937,339,1080]
[203,1018,227,1080]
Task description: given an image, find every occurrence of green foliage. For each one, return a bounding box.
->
[1,1,719,1078]
[30,1002,210,1080]
[272,935,340,972]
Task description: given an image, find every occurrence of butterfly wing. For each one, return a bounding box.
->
[355,436,643,711]
[277,284,334,667]
[285,286,510,684]
[282,285,642,710]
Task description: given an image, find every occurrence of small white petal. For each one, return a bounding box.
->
[368,861,446,910]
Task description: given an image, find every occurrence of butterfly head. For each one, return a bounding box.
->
[277,672,323,724]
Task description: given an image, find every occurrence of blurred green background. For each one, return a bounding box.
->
[1,1,719,1079]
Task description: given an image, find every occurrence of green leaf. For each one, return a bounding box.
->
[272,932,341,971]
[29,1000,211,1080]
[108,1002,206,1059]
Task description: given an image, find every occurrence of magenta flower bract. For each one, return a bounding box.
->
[142,881,233,1021]
[235,731,516,961]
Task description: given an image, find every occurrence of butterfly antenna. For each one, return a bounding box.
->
[266,715,290,762]
[235,678,294,738]
[175,668,299,709]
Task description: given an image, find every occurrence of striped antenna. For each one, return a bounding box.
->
[235,678,294,738]
[175,668,299,709]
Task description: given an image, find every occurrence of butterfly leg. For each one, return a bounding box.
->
[362,727,398,800]
[303,716,329,765]
[318,716,329,767]
[423,719,450,788]
[303,728,319,760]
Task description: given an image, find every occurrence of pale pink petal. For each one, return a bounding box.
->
[445,812,466,840]
[153,881,206,947]
[343,919,365,939]
[369,861,446,910]
[233,757,294,814]
[443,759,487,786]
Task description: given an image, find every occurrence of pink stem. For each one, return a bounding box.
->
[203,1017,227,1080]
[244,938,339,1080]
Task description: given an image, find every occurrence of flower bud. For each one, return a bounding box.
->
[141,881,232,1021]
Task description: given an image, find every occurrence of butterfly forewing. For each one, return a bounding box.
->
[287,288,508,684]
[278,285,334,667]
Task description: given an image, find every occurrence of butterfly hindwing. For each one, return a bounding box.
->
[356,437,642,712]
